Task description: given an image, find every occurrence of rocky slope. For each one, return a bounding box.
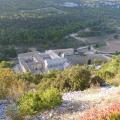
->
[26,86,120,120]
[1,86,120,120]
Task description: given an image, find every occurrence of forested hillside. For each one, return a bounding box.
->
[0,0,119,57]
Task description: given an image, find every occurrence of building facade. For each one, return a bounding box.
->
[17,46,111,74]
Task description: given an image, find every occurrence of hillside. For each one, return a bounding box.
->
[1,87,120,120]
[26,86,120,120]
[0,56,120,119]
[0,1,119,59]
[1,0,120,120]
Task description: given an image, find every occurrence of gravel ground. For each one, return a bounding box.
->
[26,86,120,120]
[0,100,10,120]
[63,86,119,102]
[1,86,120,120]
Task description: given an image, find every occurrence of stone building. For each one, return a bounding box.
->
[18,50,70,74]
[17,46,111,74]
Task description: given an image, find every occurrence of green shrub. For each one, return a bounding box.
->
[18,88,62,116]
[17,72,43,84]
[97,71,115,81]
[6,104,24,120]
[108,73,120,86]
[0,61,14,68]
[58,65,91,91]
[97,55,120,85]
[90,76,105,87]
[18,92,35,115]
[0,68,28,100]
[38,65,91,92]
[107,114,120,120]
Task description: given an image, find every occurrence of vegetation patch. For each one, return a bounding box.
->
[79,102,120,120]
[38,65,91,92]
[18,88,62,116]
[97,55,120,86]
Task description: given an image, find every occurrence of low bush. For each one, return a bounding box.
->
[97,55,120,86]
[6,103,24,120]
[0,61,14,68]
[90,76,105,87]
[0,65,91,102]
[18,88,62,116]
[38,65,91,92]
[0,68,28,100]
[79,102,120,120]
[17,72,43,84]
[108,114,120,120]
[108,73,120,86]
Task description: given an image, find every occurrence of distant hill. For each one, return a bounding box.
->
[0,0,120,13]
[0,0,50,14]
[0,0,119,51]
